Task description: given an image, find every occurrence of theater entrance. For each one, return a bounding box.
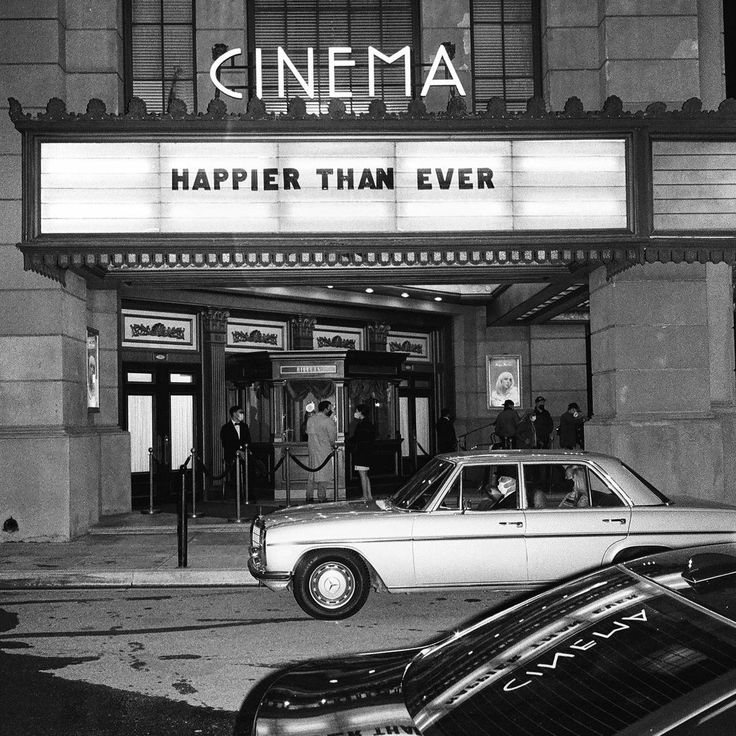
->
[122,363,200,508]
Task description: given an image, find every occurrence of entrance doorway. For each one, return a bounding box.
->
[399,375,433,476]
[122,363,199,507]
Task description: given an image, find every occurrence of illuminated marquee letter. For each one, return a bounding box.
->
[420,44,466,97]
[209,47,243,100]
[368,46,411,97]
[278,47,315,98]
[329,47,355,97]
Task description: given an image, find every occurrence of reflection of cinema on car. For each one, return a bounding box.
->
[248,448,736,619]
[235,543,736,736]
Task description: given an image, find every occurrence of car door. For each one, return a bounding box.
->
[522,461,631,584]
[412,462,527,587]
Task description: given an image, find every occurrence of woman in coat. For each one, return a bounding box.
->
[348,403,376,501]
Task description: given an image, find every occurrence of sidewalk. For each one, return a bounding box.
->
[0,503,270,590]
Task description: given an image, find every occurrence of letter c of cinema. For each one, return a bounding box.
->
[209,45,466,100]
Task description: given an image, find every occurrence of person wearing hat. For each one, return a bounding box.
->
[558,402,587,450]
[532,396,554,449]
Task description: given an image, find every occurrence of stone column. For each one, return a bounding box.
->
[587,262,736,503]
[202,309,229,490]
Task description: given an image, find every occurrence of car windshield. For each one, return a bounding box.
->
[403,563,736,736]
[390,458,456,510]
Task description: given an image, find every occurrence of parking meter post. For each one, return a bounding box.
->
[177,470,188,568]
[284,445,291,507]
[142,447,160,515]
[229,453,245,524]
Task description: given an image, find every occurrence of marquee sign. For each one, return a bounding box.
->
[39,137,627,235]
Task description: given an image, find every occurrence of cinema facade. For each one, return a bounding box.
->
[2,1,736,541]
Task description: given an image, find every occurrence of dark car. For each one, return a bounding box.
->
[235,543,736,736]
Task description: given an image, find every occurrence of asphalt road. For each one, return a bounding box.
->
[0,585,518,735]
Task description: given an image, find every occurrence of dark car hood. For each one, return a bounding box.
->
[234,646,423,736]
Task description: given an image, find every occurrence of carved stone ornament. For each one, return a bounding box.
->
[126,96,148,119]
[328,98,348,120]
[367,98,388,119]
[232,329,278,345]
[85,98,107,119]
[287,96,308,120]
[205,97,228,119]
[316,335,356,349]
[167,97,188,119]
[203,309,229,332]
[562,96,584,117]
[246,96,268,119]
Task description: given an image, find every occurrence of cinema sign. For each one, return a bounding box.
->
[39,137,628,235]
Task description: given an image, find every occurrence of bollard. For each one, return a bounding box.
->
[177,469,188,567]
[229,452,245,524]
[141,447,160,515]
[189,448,205,518]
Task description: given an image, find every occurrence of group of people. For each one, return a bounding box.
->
[436,396,588,454]
[495,396,587,450]
[220,401,376,504]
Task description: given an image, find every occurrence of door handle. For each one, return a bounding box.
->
[499,521,523,527]
[603,518,626,524]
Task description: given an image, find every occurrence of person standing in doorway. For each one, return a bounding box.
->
[220,405,251,493]
[532,396,554,448]
[305,400,337,503]
[348,403,376,501]
[436,407,458,454]
[558,402,587,449]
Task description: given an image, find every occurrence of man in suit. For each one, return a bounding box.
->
[220,405,252,493]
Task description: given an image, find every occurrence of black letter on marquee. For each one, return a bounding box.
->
[192,169,211,190]
[435,168,454,189]
[417,168,431,189]
[232,169,247,189]
[458,168,472,189]
[337,168,354,190]
[477,168,494,189]
[316,168,333,190]
[283,168,301,190]
[263,168,279,191]
[171,168,189,190]
[375,168,394,189]
[213,168,228,190]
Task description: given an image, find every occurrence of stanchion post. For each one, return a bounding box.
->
[332,447,339,502]
[284,445,291,507]
[189,448,205,518]
[228,452,245,524]
[177,469,188,568]
[141,447,160,515]
[244,444,250,506]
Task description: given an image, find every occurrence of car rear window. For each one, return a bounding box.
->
[404,567,736,736]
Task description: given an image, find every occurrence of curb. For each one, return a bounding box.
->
[0,569,260,589]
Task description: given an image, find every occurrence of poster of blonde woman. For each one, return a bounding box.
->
[487,355,521,408]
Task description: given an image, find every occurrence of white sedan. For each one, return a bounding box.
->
[248,449,736,619]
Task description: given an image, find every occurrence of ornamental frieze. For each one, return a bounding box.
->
[130,322,186,340]
[232,329,278,345]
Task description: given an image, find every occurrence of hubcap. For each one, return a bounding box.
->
[309,561,355,609]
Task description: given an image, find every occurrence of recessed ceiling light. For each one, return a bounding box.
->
[326,284,334,289]
[365,287,374,294]
[434,296,443,302]
[401,292,410,298]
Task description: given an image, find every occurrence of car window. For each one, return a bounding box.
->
[523,463,625,509]
[436,464,519,512]
[391,458,456,510]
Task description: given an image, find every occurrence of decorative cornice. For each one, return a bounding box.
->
[9,94,736,132]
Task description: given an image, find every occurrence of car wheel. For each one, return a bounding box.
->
[293,551,370,620]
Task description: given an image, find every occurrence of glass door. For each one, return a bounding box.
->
[123,364,199,508]
[399,377,433,477]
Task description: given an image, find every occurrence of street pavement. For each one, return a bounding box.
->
[0,504,267,590]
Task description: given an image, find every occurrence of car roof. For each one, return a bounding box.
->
[438,448,617,462]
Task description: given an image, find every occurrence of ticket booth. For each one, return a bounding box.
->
[226,349,406,504]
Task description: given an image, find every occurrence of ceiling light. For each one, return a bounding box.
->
[434,296,443,302]
[326,284,334,289]
[365,287,374,294]
[401,292,410,298]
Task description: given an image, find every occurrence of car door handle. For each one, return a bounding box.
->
[603,518,627,524]
[499,521,523,527]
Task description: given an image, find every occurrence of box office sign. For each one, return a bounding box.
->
[40,138,628,235]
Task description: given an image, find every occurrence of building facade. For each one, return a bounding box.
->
[2,0,736,541]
